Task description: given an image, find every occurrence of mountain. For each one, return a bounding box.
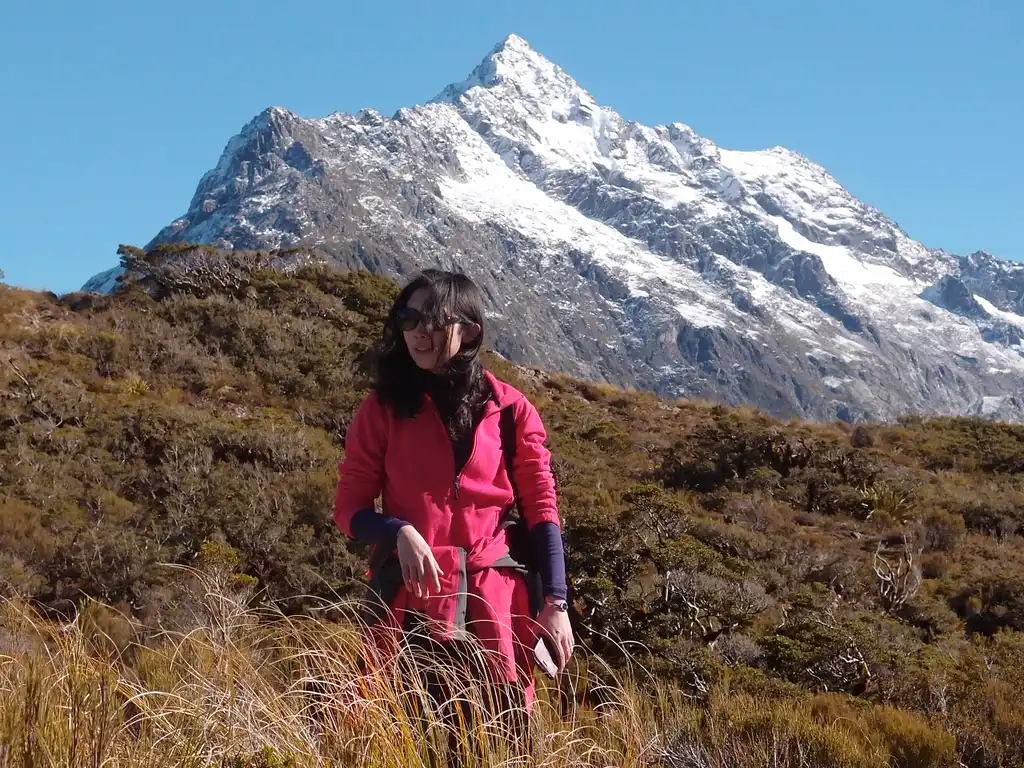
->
[83,34,1024,423]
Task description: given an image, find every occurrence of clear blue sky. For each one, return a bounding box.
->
[1,0,1020,293]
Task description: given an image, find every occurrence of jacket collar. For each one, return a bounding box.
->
[483,369,523,411]
[418,369,520,417]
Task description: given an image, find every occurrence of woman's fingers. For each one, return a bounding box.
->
[552,629,566,669]
[397,533,446,598]
[401,562,414,594]
[561,633,574,668]
[536,608,575,673]
[409,556,421,597]
[425,554,443,594]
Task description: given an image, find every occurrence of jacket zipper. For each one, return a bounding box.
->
[452,407,499,500]
[425,397,473,502]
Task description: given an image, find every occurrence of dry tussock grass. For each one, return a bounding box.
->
[0,566,962,768]
[0,567,667,768]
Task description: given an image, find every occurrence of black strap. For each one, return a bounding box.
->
[498,404,578,624]
[498,405,542,616]
[499,405,521,516]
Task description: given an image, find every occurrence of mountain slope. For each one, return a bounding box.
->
[83,34,1024,422]
[5,268,1024,765]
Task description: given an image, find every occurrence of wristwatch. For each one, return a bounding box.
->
[545,595,568,612]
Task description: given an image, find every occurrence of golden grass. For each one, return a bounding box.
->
[0,566,666,768]
[0,567,963,768]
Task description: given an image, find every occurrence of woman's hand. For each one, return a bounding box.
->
[396,525,443,598]
[536,599,574,673]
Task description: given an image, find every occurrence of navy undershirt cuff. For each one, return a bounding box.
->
[350,507,409,544]
[531,521,568,601]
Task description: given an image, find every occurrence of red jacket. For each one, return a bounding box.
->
[334,370,561,695]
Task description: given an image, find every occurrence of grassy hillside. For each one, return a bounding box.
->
[2,248,1024,766]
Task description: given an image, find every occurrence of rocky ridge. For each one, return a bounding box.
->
[84,35,1024,422]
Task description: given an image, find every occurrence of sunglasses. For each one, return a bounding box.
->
[396,307,465,332]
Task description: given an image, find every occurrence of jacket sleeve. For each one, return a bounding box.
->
[334,393,388,539]
[512,396,561,529]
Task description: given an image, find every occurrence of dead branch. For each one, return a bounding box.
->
[874,531,922,613]
[3,357,36,400]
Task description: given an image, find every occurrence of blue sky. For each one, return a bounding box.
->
[1,0,1020,293]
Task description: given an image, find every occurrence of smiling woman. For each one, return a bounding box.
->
[398,280,481,373]
[332,268,573,761]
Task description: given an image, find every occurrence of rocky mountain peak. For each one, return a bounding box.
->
[81,34,1024,423]
[434,33,599,124]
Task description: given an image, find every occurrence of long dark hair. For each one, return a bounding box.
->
[374,269,491,440]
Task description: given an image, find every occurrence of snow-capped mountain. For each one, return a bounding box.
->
[84,34,1024,422]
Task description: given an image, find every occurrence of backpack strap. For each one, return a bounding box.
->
[499,403,578,627]
[497,404,544,616]
[499,405,521,517]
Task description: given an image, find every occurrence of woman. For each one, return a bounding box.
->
[333,269,573,752]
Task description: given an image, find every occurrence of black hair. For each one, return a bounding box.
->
[374,269,492,440]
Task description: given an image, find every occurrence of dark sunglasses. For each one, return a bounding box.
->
[396,307,466,332]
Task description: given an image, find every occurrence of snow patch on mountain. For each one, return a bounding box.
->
[980,396,1007,416]
[769,215,914,292]
[719,146,939,276]
[975,295,1024,334]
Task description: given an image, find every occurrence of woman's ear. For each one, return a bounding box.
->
[462,322,482,345]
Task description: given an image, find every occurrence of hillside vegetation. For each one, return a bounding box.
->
[2,247,1024,766]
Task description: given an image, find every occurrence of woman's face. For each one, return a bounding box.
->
[400,287,477,371]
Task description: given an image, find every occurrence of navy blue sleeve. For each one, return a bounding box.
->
[350,507,409,545]
[530,521,567,601]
